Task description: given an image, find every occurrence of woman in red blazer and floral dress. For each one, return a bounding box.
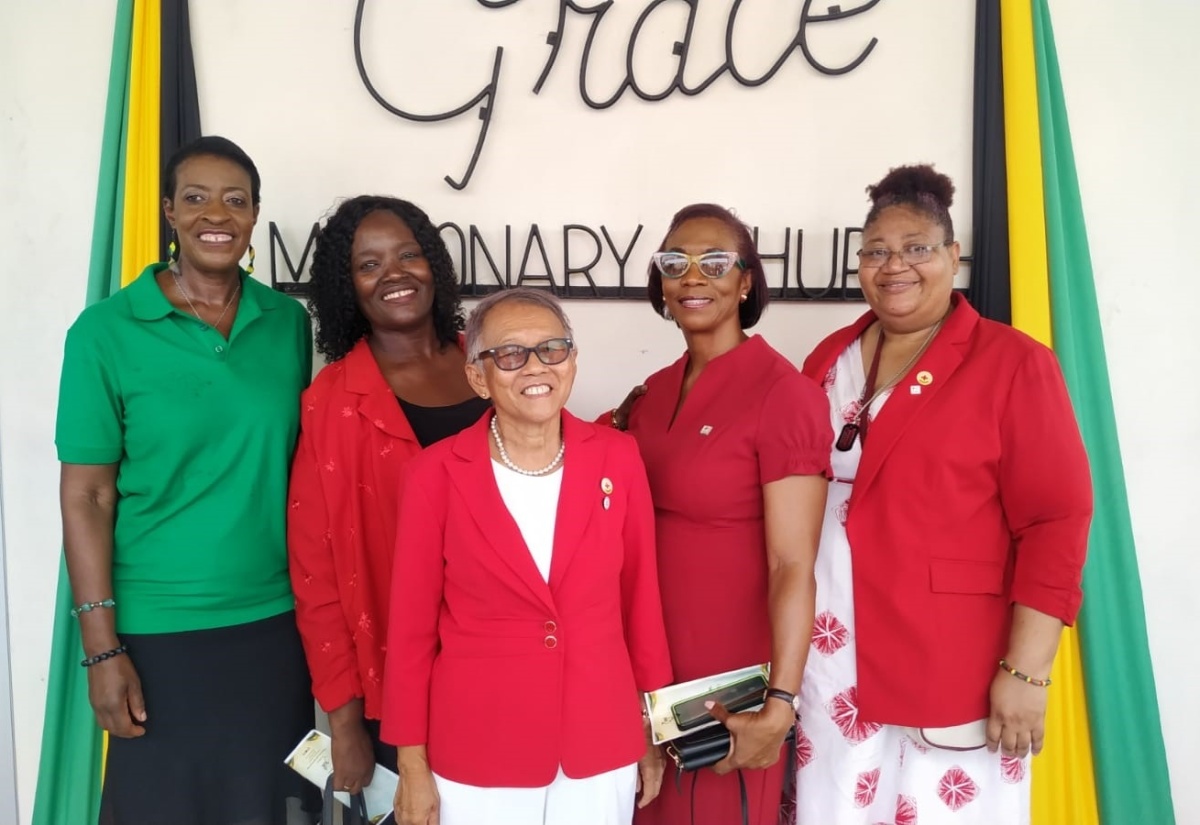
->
[287,196,488,796]
[784,165,1093,825]
[384,288,673,825]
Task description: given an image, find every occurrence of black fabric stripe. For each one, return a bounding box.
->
[968,0,1012,324]
[159,0,202,261]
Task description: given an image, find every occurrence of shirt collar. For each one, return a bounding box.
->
[126,261,267,329]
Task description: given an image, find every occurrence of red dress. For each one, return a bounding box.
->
[628,335,831,825]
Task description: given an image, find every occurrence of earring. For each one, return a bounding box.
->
[740,293,748,303]
[661,305,673,322]
[245,244,256,275]
[167,230,179,263]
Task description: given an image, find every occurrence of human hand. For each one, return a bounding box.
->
[86,654,146,738]
[329,702,376,796]
[636,742,665,808]
[986,668,1049,758]
[396,747,440,825]
[611,385,648,431]
[708,698,794,775]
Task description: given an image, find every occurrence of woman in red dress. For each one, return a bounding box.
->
[615,204,831,825]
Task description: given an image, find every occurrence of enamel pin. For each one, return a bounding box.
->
[601,478,614,495]
[916,371,933,386]
[699,425,713,436]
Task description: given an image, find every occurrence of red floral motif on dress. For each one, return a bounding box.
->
[825,686,882,744]
[366,667,380,684]
[319,641,332,653]
[895,794,918,825]
[1000,755,1026,784]
[834,499,850,526]
[380,443,393,458]
[854,768,880,808]
[811,611,849,656]
[289,497,301,510]
[822,365,837,390]
[324,460,336,473]
[937,766,979,811]
[840,399,863,424]
[794,723,815,768]
[341,406,354,418]
[373,418,386,429]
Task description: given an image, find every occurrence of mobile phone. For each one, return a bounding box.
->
[670,674,768,731]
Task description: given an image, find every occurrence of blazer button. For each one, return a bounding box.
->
[544,620,557,633]
[544,635,558,649]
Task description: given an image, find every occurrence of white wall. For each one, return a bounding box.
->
[1,1,1196,822]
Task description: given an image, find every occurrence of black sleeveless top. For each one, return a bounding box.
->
[397,395,491,448]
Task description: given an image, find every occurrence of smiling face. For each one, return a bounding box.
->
[162,154,258,274]
[858,205,959,333]
[350,209,436,334]
[466,301,577,428]
[659,217,751,337]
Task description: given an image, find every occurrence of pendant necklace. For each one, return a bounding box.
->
[172,268,241,331]
[835,318,944,452]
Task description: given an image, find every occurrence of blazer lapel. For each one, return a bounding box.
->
[446,415,557,613]
[548,412,598,589]
[852,296,980,497]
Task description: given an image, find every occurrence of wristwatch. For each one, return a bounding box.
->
[764,688,800,714]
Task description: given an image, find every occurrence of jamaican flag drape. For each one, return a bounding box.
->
[971,1,1176,823]
[32,2,200,822]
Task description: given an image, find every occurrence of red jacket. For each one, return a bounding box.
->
[800,295,1092,726]
[381,411,673,786]
[287,339,423,718]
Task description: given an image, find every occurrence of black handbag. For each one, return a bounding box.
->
[665,723,796,771]
[321,775,371,825]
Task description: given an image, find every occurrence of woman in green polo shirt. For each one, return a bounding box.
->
[56,135,318,825]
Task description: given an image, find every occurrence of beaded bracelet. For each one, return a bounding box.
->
[81,645,128,668]
[998,658,1051,687]
[70,598,116,618]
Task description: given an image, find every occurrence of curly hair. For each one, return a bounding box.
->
[646,203,769,329]
[308,195,465,362]
[864,164,956,241]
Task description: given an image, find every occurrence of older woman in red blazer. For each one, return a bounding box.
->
[785,165,1092,825]
[383,287,673,825]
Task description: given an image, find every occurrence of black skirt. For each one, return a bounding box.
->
[99,611,321,825]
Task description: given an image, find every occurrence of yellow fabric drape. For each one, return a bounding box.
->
[1001,2,1100,823]
[1001,0,1052,347]
[105,0,162,778]
[120,0,162,288]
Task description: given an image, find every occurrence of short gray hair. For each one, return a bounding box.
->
[465,288,575,363]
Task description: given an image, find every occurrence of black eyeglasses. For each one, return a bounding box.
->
[651,250,745,279]
[476,337,574,371]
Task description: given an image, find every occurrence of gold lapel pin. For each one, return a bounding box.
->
[601,477,614,495]
[916,371,933,386]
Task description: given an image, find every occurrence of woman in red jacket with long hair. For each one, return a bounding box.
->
[287,196,488,795]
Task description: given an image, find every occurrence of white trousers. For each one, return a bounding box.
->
[433,763,637,825]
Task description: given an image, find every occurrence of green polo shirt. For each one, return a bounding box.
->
[56,263,312,634]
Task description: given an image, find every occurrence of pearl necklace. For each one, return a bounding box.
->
[172,268,241,330]
[490,415,565,476]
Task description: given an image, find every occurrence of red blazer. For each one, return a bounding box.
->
[381,410,673,787]
[287,339,424,719]
[801,295,1092,726]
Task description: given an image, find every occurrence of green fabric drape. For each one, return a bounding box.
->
[1032,1,1175,822]
[31,3,134,824]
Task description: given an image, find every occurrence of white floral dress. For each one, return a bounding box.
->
[782,340,1031,825]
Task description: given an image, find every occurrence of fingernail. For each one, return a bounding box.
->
[704,701,714,709]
